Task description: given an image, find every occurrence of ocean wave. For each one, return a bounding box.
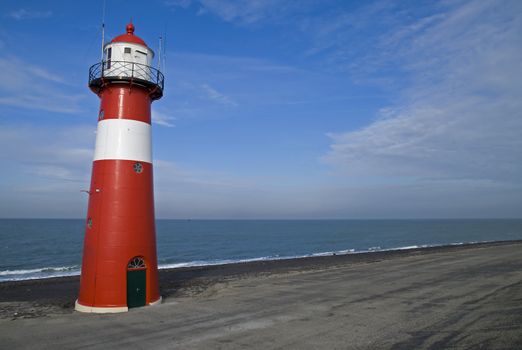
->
[158,256,284,270]
[0,266,80,282]
[156,241,495,270]
[0,266,79,276]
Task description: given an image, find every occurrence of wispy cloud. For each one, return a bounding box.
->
[152,109,176,127]
[0,56,85,113]
[153,159,330,219]
[155,159,253,189]
[165,0,314,25]
[163,0,193,9]
[0,124,96,217]
[324,0,522,189]
[0,124,95,182]
[200,83,237,106]
[198,0,283,24]
[7,9,53,20]
[164,52,335,121]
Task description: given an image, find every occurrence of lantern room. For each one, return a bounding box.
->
[88,22,164,100]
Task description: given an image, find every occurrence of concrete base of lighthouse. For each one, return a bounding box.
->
[74,297,162,313]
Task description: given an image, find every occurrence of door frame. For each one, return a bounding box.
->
[126,256,147,308]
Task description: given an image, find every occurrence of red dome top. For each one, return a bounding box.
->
[111,22,147,46]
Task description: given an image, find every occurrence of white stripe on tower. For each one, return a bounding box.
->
[93,119,152,163]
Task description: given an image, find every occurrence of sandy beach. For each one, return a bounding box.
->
[1,241,521,349]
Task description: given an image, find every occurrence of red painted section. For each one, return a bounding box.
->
[99,85,152,124]
[111,22,147,46]
[78,160,160,307]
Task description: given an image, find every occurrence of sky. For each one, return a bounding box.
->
[0,0,521,219]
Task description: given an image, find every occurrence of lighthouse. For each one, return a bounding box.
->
[75,23,164,313]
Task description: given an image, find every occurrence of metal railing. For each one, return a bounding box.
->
[88,61,164,92]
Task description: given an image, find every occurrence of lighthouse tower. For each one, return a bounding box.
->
[75,23,164,313]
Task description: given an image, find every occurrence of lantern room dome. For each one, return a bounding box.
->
[111,22,147,46]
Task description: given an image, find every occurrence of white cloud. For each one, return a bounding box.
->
[198,0,283,24]
[155,159,253,189]
[0,56,86,113]
[165,0,312,25]
[152,159,329,219]
[0,124,96,217]
[7,9,53,20]
[163,0,193,9]
[158,52,298,122]
[0,124,95,182]
[324,0,522,190]
[200,83,237,106]
[152,109,176,127]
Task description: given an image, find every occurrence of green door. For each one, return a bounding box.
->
[127,269,146,308]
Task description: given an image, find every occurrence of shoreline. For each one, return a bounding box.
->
[1,238,519,283]
[1,239,521,320]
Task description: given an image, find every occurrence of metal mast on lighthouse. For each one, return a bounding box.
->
[76,22,164,313]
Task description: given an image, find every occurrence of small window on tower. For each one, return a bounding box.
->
[133,162,143,174]
[124,47,131,54]
[128,257,146,269]
[106,47,112,69]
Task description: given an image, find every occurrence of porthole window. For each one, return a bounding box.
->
[87,218,93,229]
[128,257,146,269]
[133,162,143,173]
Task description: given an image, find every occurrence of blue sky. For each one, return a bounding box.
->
[0,0,521,218]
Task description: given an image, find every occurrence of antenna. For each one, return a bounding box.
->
[100,0,106,61]
[158,36,162,71]
[162,25,167,75]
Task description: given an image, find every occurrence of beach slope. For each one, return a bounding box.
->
[1,242,521,349]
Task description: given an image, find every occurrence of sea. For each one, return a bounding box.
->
[1,219,521,282]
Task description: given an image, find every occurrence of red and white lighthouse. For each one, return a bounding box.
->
[75,23,164,313]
